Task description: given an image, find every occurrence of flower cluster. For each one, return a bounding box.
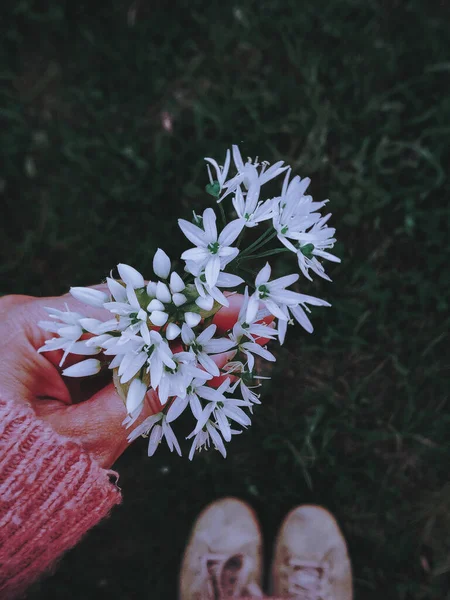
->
[38,145,340,459]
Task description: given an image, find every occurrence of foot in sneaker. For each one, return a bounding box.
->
[179,497,264,599]
[271,505,352,600]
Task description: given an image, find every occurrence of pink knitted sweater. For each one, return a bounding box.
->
[0,396,284,599]
[0,397,121,599]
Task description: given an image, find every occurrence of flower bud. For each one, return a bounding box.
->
[70,287,108,307]
[185,312,201,327]
[118,263,145,289]
[126,378,147,415]
[62,359,101,378]
[166,323,181,340]
[169,272,185,293]
[153,249,171,279]
[173,293,187,307]
[150,310,169,326]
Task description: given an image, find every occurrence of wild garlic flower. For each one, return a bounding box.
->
[37,144,340,461]
[204,149,231,198]
[38,305,101,366]
[293,214,341,281]
[127,412,181,457]
[179,207,244,287]
[233,185,278,229]
[181,324,236,376]
[187,260,244,308]
[246,263,305,322]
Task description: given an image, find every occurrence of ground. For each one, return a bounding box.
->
[1,1,449,598]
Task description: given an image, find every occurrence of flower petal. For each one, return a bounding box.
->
[202,208,218,243]
[218,218,245,246]
[205,255,221,288]
[255,262,271,286]
[107,277,128,302]
[166,396,188,422]
[198,352,220,377]
[245,294,260,324]
[178,219,207,247]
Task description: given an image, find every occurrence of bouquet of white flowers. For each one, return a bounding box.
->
[38,145,340,459]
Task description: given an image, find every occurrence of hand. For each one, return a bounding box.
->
[0,290,243,469]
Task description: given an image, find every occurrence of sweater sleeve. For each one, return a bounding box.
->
[0,397,122,599]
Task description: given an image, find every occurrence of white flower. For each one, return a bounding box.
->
[229,323,276,371]
[127,413,181,457]
[293,214,341,281]
[187,421,242,460]
[104,284,149,337]
[157,351,211,406]
[236,287,278,341]
[38,305,100,366]
[193,379,252,442]
[246,262,305,322]
[62,358,101,378]
[229,374,265,414]
[277,295,331,344]
[166,375,215,422]
[235,379,262,407]
[181,323,236,376]
[145,330,176,390]
[220,145,288,201]
[115,335,148,384]
[70,287,109,307]
[187,426,212,459]
[273,169,326,247]
[78,318,120,335]
[204,149,231,197]
[186,260,244,308]
[179,208,244,287]
[232,181,278,228]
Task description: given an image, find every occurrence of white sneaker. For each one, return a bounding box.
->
[179,497,264,599]
[271,505,352,600]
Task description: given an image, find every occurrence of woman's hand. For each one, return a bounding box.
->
[0,289,244,469]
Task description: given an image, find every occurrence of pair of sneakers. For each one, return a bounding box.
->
[179,498,352,600]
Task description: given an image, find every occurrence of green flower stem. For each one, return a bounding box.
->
[239,228,277,259]
[235,228,246,249]
[218,201,227,228]
[238,247,292,261]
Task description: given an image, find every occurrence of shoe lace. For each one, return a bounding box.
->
[283,558,330,600]
[203,552,263,599]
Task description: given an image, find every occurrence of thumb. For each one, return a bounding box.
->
[36,383,160,469]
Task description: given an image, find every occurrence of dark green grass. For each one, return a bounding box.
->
[1,1,450,597]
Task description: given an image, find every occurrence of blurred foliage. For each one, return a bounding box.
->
[1,0,449,598]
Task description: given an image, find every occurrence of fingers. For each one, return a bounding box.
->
[35,382,160,469]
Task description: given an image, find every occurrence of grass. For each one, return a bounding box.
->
[1,0,450,597]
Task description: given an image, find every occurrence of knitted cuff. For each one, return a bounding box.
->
[0,397,121,599]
